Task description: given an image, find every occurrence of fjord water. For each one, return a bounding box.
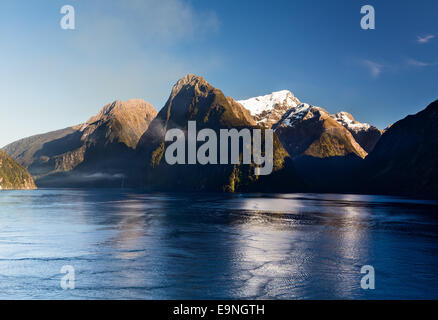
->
[0,190,437,299]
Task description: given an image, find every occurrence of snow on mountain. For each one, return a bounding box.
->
[239,90,382,153]
[239,91,376,132]
[272,103,369,159]
[331,112,371,133]
[281,103,313,127]
[238,90,300,116]
[237,90,300,127]
[331,112,382,153]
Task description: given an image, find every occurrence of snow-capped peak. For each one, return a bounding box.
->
[237,90,300,117]
[331,111,371,133]
[237,90,301,127]
[238,91,379,134]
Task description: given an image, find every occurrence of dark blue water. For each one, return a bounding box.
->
[0,190,437,299]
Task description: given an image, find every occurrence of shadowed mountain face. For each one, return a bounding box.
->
[3,99,157,187]
[331,112,382,153]
[137,74,305,192]
[362,100,438,198]
[0,150,36,190]
[273,104,368,159]
[3,127,80,169]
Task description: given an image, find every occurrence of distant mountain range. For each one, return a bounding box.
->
[2,74,437,198]
[3,99,157,187]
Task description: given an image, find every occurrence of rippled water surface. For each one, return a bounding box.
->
[0,190,437,299]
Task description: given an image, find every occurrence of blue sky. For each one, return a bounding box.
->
[1,0,437,147]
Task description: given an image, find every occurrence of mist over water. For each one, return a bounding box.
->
[0,190,437,299]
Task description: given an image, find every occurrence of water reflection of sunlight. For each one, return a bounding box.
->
[109,199,150,259]
[338,196,368,258]
[227,195,307,214]
[97,194,174,297]
[226,193,372,299]
[318,194,372,297]
[227,196,311,299]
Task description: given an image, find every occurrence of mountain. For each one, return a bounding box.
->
[3,126,80,170]
[273,103,368,159]
[0,150,36,190]
[2,74,434,196]
[137,74,304,192]
[239,91,380,157]
[362,99,438,198]
[80,98,157,149]
[3,99,157,187]
[238,90,300,128]
[331,112,382,153]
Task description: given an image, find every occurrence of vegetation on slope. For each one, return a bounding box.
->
[0,150,36,190]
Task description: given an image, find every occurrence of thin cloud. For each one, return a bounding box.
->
[76,0,220,52]
[407,58,430,67]
[406,58,437,67]
[362,60,383,77]
[417,34,435,44]
[118,0,220,43]
[64,0,222,109]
